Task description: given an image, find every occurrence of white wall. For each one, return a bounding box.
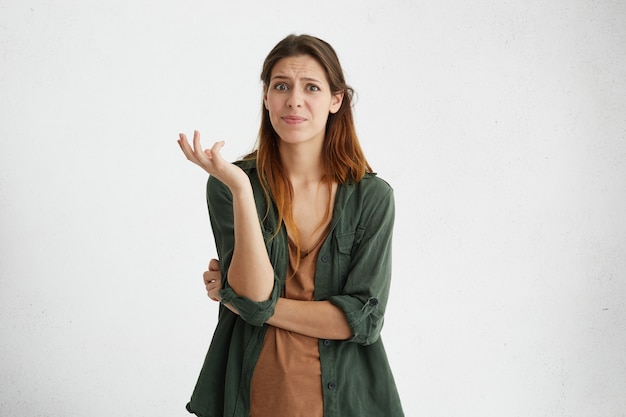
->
[1,0,625,416]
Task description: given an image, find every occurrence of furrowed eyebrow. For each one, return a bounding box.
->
[270,75,323,84]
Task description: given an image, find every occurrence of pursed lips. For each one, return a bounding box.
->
[281,115,307,125]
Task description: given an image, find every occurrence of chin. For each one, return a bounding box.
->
[276,133,308,144]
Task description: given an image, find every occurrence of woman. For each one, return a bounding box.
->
[178,34,404,417]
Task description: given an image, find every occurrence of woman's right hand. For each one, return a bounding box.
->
[178,130,250,192]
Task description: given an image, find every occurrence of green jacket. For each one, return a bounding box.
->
[186,159,404,417]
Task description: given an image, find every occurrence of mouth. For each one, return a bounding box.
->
[282,115,307,125]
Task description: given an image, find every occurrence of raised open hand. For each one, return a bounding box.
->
[178,130,249,192]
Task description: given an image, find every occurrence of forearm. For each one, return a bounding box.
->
[266,298,352,340]
[227,184,274,301]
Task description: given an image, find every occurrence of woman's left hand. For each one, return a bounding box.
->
[203,259,222,302]
[202,258,239,315]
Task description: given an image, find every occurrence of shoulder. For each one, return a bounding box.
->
[334,173,394,237]
[335,173,394,222]
[352,172,393,200]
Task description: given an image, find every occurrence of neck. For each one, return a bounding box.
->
[278,141,326,185]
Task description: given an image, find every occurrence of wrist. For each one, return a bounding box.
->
[229,179,253,198]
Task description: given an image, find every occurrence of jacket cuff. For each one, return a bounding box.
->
[328,295,383,346]
[219,278,280,327]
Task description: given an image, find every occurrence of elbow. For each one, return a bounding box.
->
[350,317,384,346]
[329,295,385,345]
[226,269,274,302]
[220,282,280,327]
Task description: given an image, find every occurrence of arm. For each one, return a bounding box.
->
[272,184,395,343]
[202,179,394,342]
[228,182,274,301]
[178,131,274,301]
[327,183,395,346]
[267,298,352,340]
[203,262,351,339]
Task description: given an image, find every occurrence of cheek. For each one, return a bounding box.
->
[265,99,282,128]
[314,101,333,118]
[265,96,281,113]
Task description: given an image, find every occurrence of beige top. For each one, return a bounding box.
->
[249,230,328,417]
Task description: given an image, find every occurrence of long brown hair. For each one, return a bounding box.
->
[246,34,372,260]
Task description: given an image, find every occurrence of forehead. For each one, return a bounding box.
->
[270,55,328,82]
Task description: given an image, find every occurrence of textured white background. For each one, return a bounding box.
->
[1,0,625,416]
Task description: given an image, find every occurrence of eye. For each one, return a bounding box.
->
[273,83,288,91]
[307,84,321,92]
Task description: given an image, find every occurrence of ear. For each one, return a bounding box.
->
[263,91,269,110]
[329,90,344,114]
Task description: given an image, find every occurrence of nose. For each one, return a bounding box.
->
[286,90,303,108]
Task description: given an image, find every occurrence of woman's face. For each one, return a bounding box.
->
[264,55,343,148]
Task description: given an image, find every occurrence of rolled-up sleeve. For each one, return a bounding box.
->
[328,185,394,346]
[207,174,280,327]
[219,280,280,327]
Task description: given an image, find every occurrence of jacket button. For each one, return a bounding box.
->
[321,255,329,263]
[323,339,331,347]
[369,298,379,306]
[327,382,336,390]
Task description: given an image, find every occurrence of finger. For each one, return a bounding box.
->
[186,130,210,169]
[203,270,216,285]
[208,288,222,302]
[211,140,226,154]
[205,141,226,161]
[178,133,200,164]
[203,269,221,287]
[208,258,220,271]
[190,131,218,168]
[207,282,221,300]
[192,130,206,159]
[207,287,219,301]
